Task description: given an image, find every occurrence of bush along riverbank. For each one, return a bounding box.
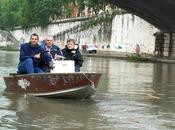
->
[126,53,154,62]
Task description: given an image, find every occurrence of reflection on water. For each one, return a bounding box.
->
[0,51,175,130]
[152,63,175,128]
[4,94,107,130]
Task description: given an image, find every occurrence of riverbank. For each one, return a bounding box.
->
[83,50,175,64]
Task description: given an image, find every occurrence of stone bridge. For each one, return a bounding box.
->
[107,0,175,31]
[107,0,175,57]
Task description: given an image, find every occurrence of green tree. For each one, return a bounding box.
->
[0,0,118,29]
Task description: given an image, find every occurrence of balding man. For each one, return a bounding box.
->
[40,36,63,72]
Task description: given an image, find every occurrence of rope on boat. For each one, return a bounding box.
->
[81,72,96,100]
[82,72,95,89]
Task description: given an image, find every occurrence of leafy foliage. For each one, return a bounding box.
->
[0,0,118,29]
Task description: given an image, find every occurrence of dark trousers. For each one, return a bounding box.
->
[18,58,43,74]
[75,66,80,72]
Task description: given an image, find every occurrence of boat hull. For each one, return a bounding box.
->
[3,72,101,99]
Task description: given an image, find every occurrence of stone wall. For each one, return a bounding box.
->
[111,14,159,54]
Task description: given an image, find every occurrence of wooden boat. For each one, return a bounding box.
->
[3,72,101,99]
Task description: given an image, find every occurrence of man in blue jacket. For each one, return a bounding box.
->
[40,36,63,72]
[17,33,52,74]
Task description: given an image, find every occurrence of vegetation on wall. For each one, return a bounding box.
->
[0,0,126,30]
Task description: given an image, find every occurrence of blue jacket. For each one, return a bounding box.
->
[19,42,52,67]
[40,43,63,59]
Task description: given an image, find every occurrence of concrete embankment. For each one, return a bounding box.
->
[83,50,127,59]
[83,50,175,64]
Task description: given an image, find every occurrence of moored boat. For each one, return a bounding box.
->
[3,72,101,99]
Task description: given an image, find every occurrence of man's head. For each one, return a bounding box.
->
[66,39,75,50]
[30,33,39,46]
[45,36,54,48]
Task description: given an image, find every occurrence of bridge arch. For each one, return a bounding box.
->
[106,0,175,32]
[106,0,175,57]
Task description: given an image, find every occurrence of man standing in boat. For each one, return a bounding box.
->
[62,38,83,72]
[17,33,52,74]
[40,36,63,72]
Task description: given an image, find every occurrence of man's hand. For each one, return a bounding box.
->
[46,49,51,55]
[34,53,41,59]
[54,54,62,60]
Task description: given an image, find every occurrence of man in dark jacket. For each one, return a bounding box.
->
[17,33,52,74]
[62,38,83,72]
[40,36,63,59]
[40,36,63,72]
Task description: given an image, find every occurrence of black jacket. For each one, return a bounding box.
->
[61,45,83,69]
